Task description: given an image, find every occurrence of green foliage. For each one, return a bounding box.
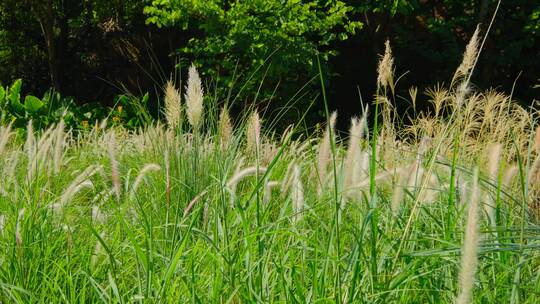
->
[111,93,153,128]
[0,79,152,131]
[145,0,362,105]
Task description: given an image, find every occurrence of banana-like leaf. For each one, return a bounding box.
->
[24,95,45,114]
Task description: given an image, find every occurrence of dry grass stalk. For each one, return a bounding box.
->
[185,64,204,130]
[456,168,481,304]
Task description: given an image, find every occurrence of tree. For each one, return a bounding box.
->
[144,0,362,111]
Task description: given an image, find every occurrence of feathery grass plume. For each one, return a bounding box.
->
[185,63,204,130]
[344,114,367,196]
[53,119,65,174]
[63,225,73,254]
[534,126,540,153]
[91,232,107,268]
[406,137,431,194]
[59,180,94,208]
[183,190,208,217]
[377,40,394,90]
[57,164,101,208]
[456,168,481,304]
[15,208,25,247]
[6,154,19,186]
[27,126,55,182]
[107,133,121,201]
[25,121,36,162]
[25,121,37,180]
[246,111,261,154]
[528,126,540,185]
[485,143,502,226]
[418,172,439,203]
[261,142,279,166]
[226,166,268,207]
[164,80,182,129]
[391,166,409,216]
[291,165,305,223]
[0,214,5,234]
[130,163,161,198]
[0,124,13,156]
[218,107,233,150]
[92,206,106,224]
[281,161,296,196]
[317,111,337,193]
[409,86,418,112]
[426,84,450,119]
[453,25,481,85]
[502,164,518,188]
[264,180,280,204]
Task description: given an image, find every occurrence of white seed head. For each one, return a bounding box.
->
[454,26,481,84]
[219,107,233,150]
[246,111,261,153]
[317,111,337,194]
[164,80,182,129]
[291,165,304,223]
[185,64,204,129]
[107,133,121,201]
[456,168,481,304]
[377,40,394,90]
[130,163,161,198]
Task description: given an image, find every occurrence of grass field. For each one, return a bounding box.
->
[0,34,539,303]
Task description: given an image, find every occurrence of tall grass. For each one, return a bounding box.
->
[0,36,539,303]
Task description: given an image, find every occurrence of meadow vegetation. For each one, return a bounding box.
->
[0,28,539,303]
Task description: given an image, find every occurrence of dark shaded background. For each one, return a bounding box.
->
[1,0,538,129]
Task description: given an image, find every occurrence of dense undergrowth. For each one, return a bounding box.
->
[0,30,539,303]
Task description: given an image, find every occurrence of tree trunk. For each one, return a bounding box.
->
[34,0,62,91]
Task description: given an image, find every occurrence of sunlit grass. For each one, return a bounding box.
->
[0,35,539,303]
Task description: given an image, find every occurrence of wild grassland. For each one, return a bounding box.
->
[0,33,539,303]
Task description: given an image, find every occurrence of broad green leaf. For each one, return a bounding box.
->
[24,95,45,113]
[9,79,24,113]
[0,86,5,106]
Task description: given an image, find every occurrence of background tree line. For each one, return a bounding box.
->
[1,0,539,128]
